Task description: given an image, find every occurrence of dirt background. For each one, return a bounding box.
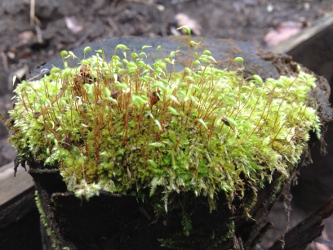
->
[1,0,333,249]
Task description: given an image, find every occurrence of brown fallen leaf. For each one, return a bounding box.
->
[65,16,83,34]
[175,13,202,35]
[264,21,303,46]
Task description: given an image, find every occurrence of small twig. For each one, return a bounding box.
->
[107,17,120,33]
[30,0,43,43]
[30,0,35,29]
[0,52,8,72]
[34,23,43,44]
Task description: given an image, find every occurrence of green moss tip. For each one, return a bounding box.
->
[9,43,320,213]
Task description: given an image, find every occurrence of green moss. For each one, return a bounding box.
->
[9,41,320,216]
[35,191,60,249]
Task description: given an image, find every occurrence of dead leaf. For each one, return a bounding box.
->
[264,21,303,46]
[175,13,202,35]
[65,16,83,34]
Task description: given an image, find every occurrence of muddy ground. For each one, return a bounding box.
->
[1,0,333,249]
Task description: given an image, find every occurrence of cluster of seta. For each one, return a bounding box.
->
[8,41,320,212]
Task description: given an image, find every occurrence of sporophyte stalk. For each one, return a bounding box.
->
[7,40,321,212]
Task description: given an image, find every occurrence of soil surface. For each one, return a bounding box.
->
[1,0,333,249]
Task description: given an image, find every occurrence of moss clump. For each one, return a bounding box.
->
[8,42,320,213]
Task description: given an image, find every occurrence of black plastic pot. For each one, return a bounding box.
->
[30,167,284,249]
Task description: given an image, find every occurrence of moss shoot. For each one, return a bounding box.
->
[8,41,320,213]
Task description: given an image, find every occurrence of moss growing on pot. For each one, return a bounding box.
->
[35,191,59,249]
[8,40,320,217]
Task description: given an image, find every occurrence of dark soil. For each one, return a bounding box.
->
[1,0,333,249]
